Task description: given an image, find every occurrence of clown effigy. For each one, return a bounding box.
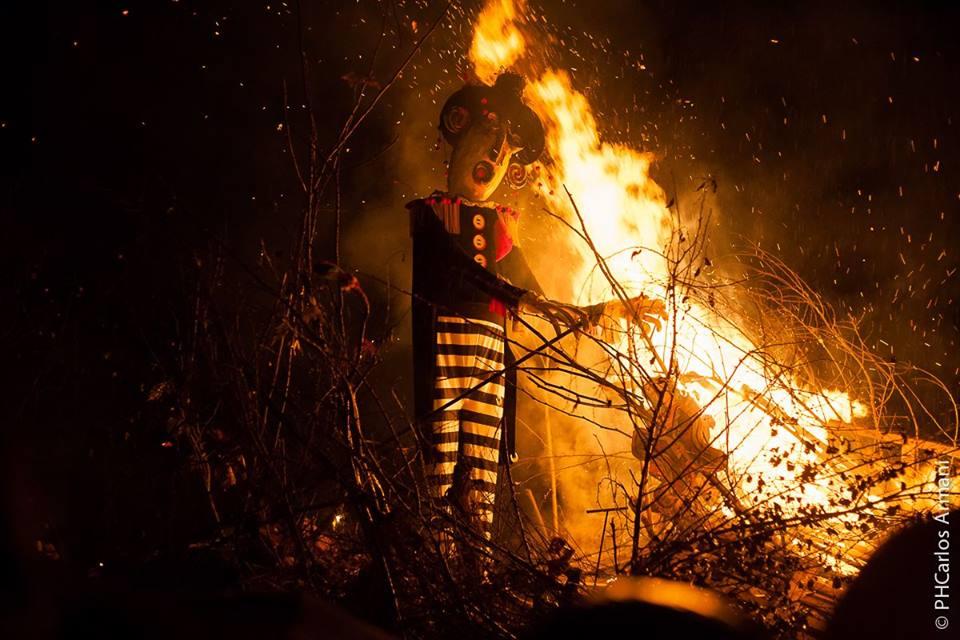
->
[407,73,584,541]
[409,72,667,545]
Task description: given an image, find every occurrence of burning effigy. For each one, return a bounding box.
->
[407,68,668,559]
[408,70,593,549]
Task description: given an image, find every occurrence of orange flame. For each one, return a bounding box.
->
[467,0,948,573]
[527,70,673,292]
[469,0,527,85]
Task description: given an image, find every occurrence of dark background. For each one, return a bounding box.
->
[4,0,958,611]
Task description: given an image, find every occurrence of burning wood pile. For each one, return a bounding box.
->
[465,0,960,632]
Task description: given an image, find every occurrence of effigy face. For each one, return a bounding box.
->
[446,110,520,201]
[439,73,545,202]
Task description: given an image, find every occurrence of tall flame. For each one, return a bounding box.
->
[469,0,527,85]
[527,70,673,291]
[466,0,947,575]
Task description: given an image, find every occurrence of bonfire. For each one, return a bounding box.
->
[168,1,959,638]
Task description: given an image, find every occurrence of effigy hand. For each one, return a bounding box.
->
[518,291,592,336]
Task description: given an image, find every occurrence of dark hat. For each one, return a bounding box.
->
[438,72,545,165]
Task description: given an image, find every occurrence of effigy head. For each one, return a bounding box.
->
[439,72,545,201]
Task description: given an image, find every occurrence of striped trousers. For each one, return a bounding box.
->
[428,315,506,538]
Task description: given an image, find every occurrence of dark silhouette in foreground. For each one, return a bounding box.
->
[825,508,959,640]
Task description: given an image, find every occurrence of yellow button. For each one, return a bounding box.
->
[474,254,488,268]
[472,234,487,250]
[472,213,485,230]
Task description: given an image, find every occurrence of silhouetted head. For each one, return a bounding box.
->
[523,577,763,640]
[826,509,959,640]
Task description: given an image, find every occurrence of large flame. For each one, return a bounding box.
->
[527,70,672,290]
[466,0,949,576]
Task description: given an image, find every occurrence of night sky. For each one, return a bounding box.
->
[5,0,960,619]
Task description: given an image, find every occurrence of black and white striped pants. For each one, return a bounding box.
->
[428,315,506,538]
